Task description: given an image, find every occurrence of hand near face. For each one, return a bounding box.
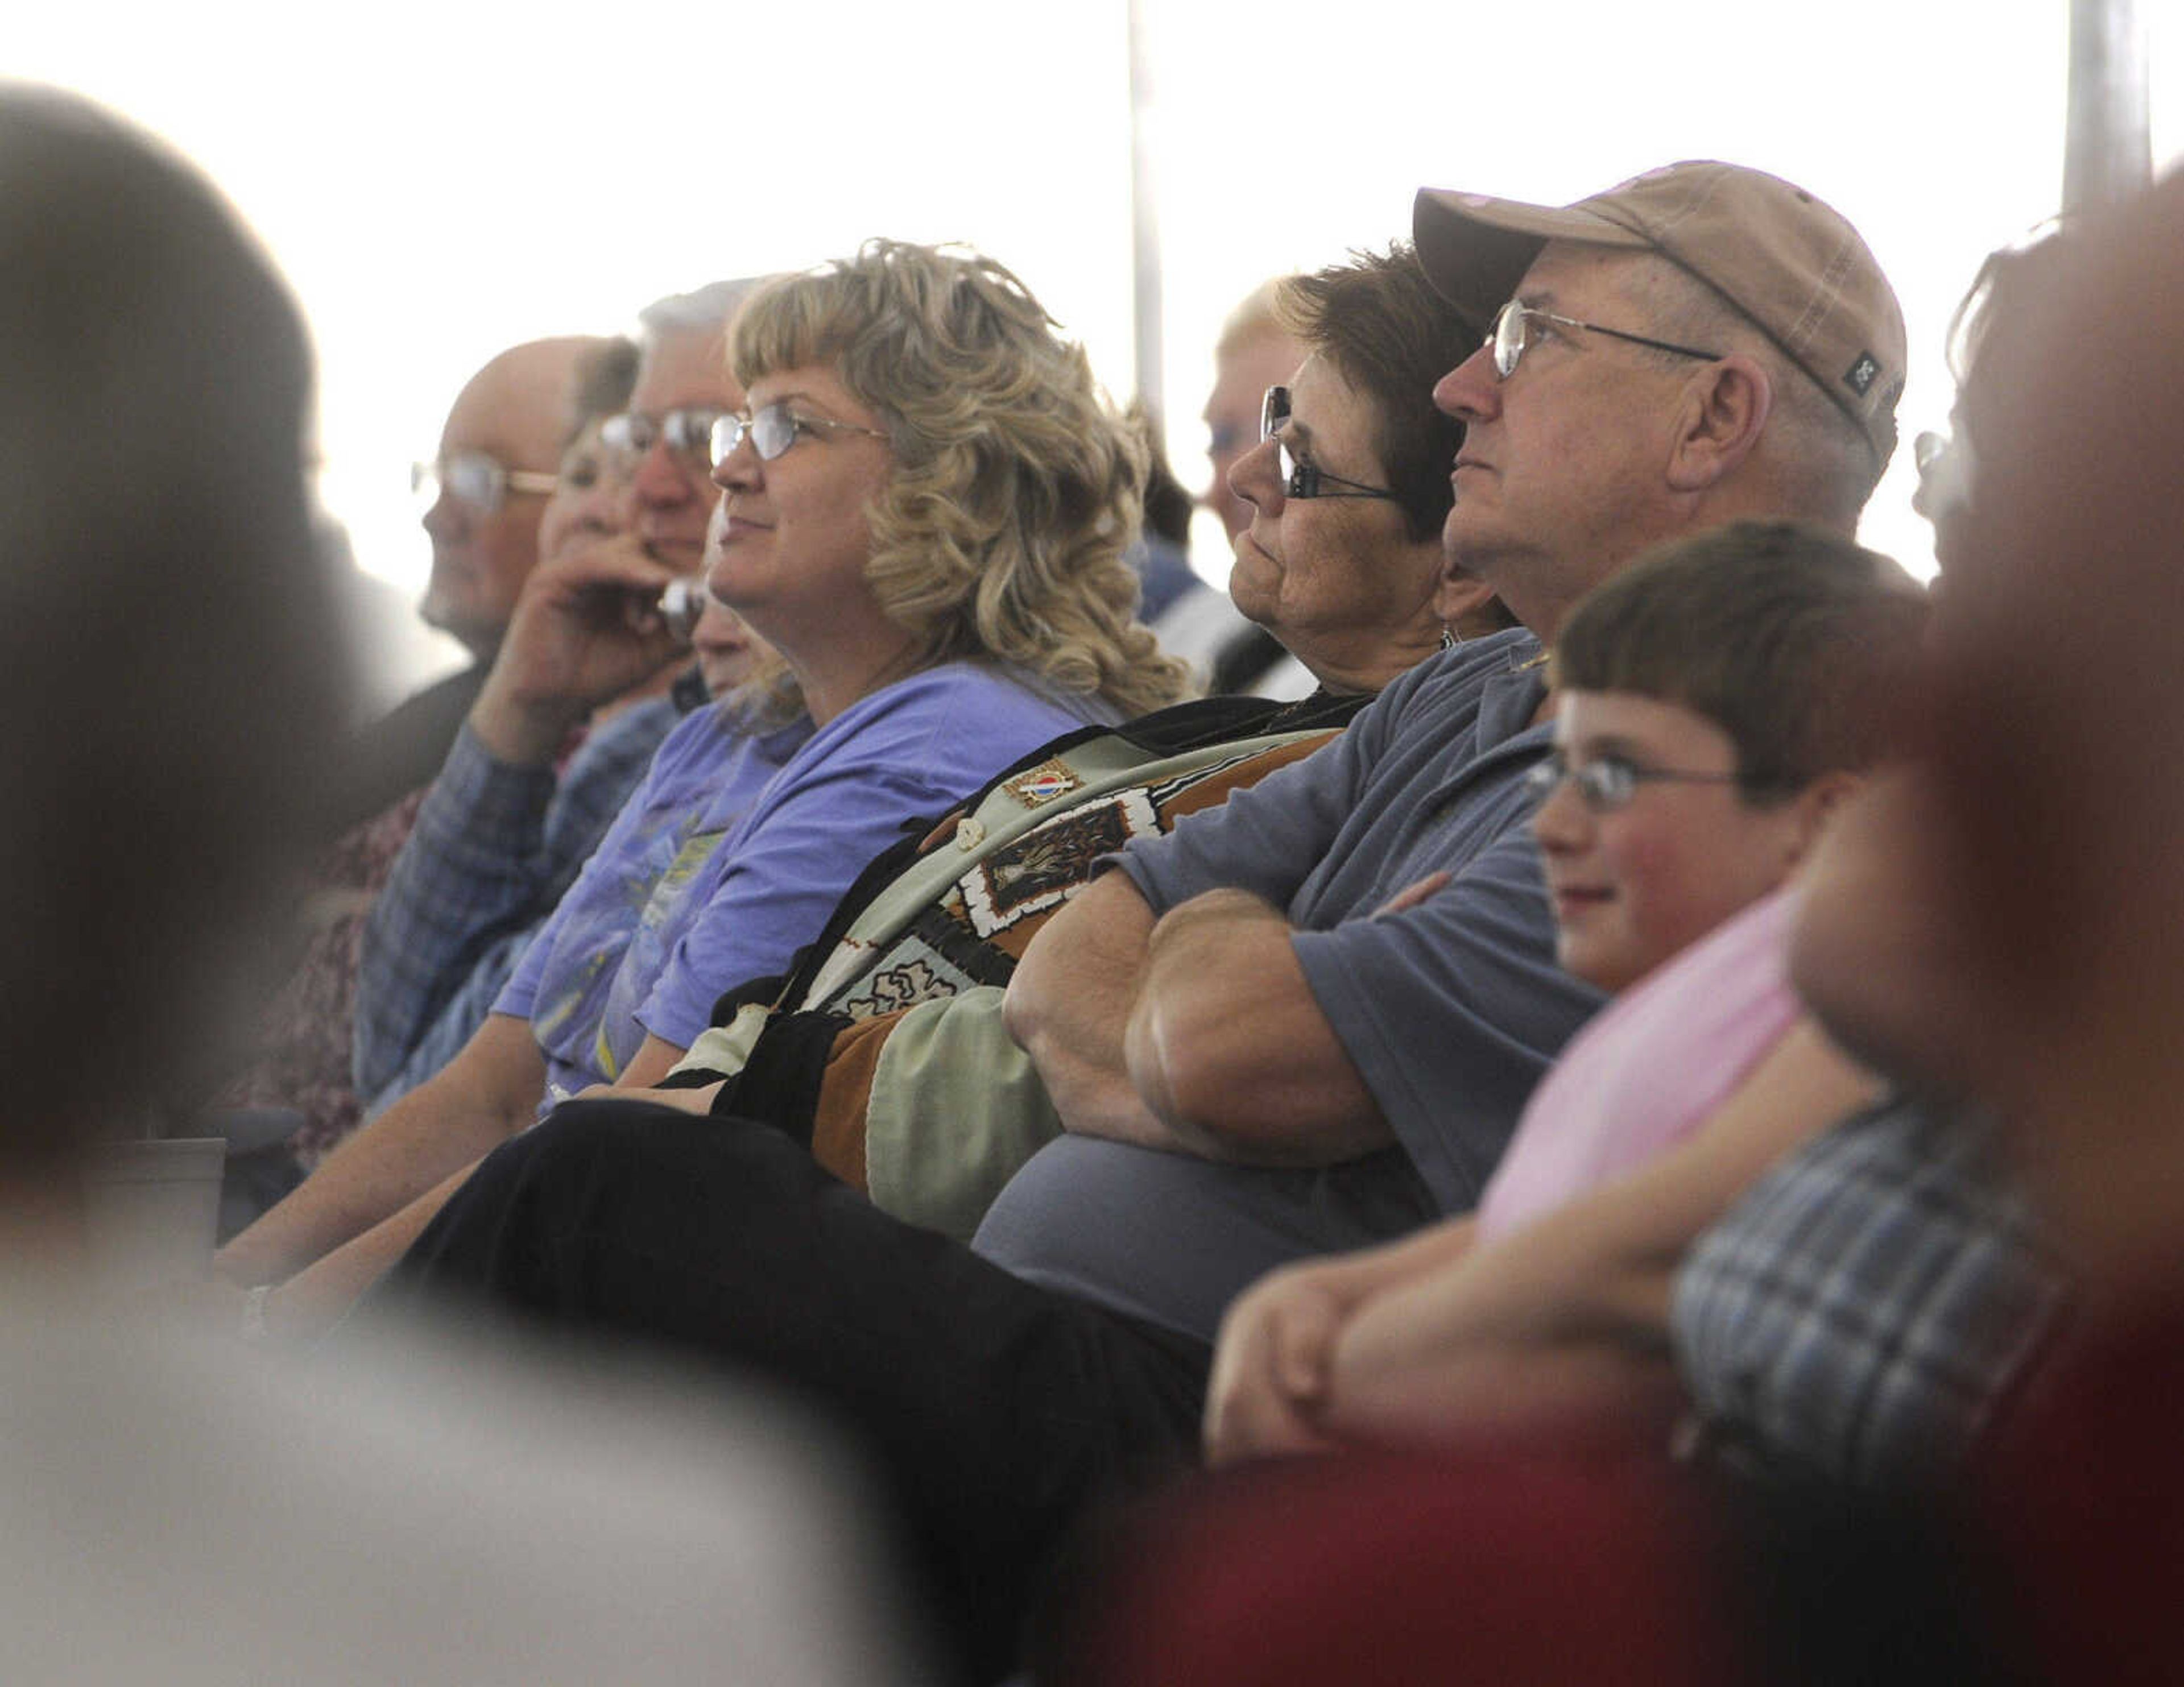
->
[470,534,692,765]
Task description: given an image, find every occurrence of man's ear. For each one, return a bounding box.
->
[1665,354,1773,493]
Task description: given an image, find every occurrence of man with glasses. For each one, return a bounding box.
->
[336,338,600,831]
[1419,160,1903,637]
[452,282,755,781]
[415,340,596,661]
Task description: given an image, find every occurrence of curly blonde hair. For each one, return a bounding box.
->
[727,241,1192,720]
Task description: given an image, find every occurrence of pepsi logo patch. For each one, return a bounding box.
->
[1844,351,1881,396]
[1003,758,1083,808]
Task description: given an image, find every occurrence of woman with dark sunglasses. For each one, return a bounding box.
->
[1226,248,1516,693]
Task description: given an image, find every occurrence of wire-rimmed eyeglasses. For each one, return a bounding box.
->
[1488,299,1724,382]
[411,451,559,516]
[1524,749,1751,813]
[709,403,890,469]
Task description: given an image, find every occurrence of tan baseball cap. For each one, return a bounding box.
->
[1414,161,1906,467]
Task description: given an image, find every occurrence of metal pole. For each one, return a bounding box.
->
[2064,0,2151,213]
[1127,0,1165,424]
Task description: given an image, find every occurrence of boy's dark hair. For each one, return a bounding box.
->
[1553,519,1929,798]
[1277,243,1477,546]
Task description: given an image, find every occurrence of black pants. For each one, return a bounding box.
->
[378,1101,1213,1680]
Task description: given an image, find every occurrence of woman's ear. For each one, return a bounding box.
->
[1665,355,1774,493]
[1434,557,1503,639]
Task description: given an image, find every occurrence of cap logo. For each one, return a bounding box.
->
[1843,352,1881,397]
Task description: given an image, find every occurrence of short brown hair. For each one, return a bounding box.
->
[1553,520,1927,797]
[1276,243,1476,545]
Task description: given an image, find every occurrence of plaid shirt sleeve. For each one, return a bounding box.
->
[359,923,533,1120]
[1672,1096,2072,1493]
[351,697,681,1106]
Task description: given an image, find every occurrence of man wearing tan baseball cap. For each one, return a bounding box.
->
[1414,160,1905,640]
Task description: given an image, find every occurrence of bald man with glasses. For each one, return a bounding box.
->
[329,338,601,835]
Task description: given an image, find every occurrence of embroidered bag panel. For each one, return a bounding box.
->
[828,735,1341,1020]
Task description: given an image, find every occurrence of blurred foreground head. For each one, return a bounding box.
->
[0,85,345,1176]
[1914,171,2184,1289]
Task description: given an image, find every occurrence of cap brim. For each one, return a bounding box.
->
[1413,188,1654,320]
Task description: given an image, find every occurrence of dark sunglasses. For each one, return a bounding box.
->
[1260,386,1399,503]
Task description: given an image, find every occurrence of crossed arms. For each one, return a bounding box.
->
[1003,872,1393,1169]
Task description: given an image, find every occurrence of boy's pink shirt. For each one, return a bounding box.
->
[1473,884,1803,1242]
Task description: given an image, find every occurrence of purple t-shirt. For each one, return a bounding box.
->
[498,663,1112,1105]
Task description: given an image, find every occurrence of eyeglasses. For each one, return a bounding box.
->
[1524,750,1748,813]
[708,402,890,469]
[1487,300,1724,382]
[411,452,559,516]
[1260,386,1399,503]
[600,408,728,470]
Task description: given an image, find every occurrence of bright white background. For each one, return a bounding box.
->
[16,0,2182,693]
